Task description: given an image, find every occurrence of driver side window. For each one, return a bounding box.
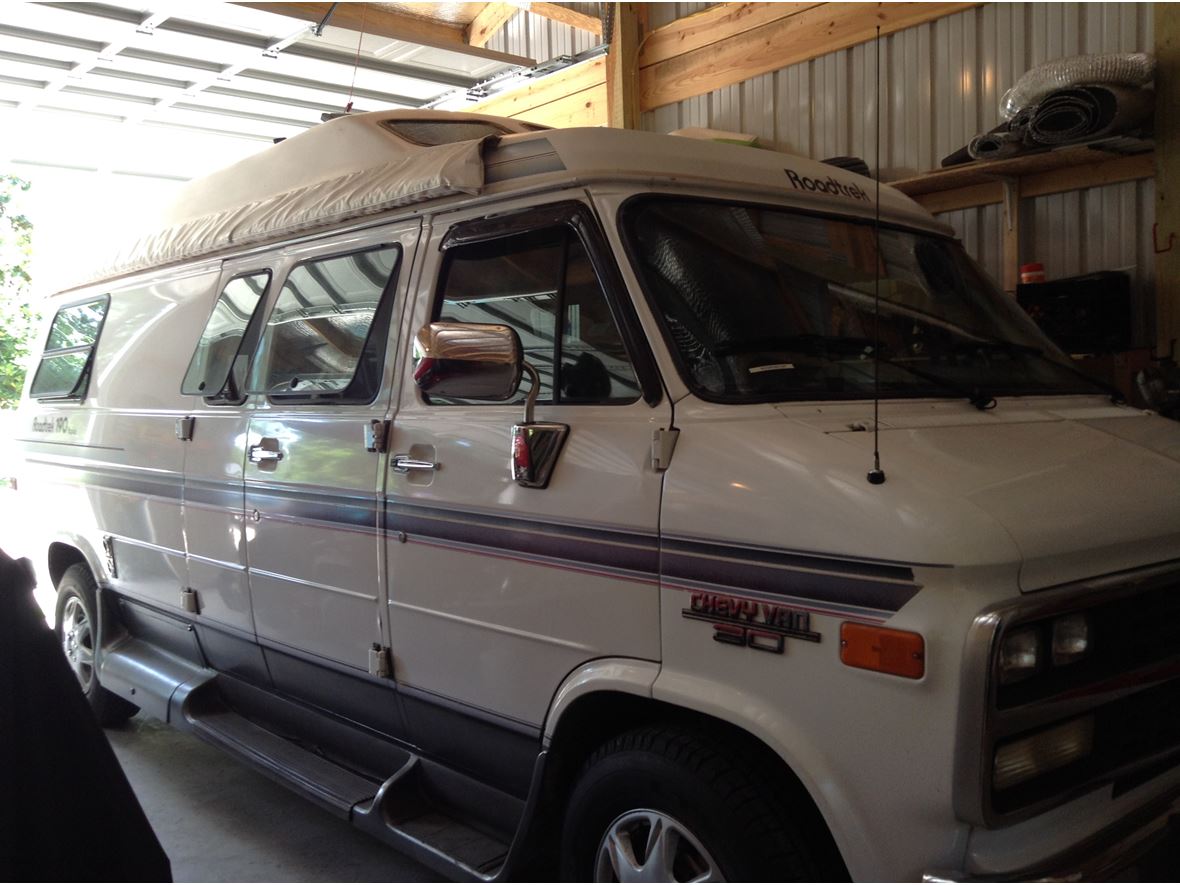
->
[431,225,640,406]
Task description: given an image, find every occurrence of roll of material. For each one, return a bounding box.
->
[968,127,1027,160]
[1027,85,1155,145]
[1000,52,1155,121]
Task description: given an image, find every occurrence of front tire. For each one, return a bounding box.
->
[54,563,138,726]
[561,726,838,882]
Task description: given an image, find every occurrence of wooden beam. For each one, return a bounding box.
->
[466,2,518,48]
[1157,2,1180,356]
[468,57,606,118]
[640,2,819,67]
[607,3,641,129]
[527,2,603,35]
[235,2,531,63]
[515,82,608,128]
[638,2,979,112]
[1001,177,1020,294]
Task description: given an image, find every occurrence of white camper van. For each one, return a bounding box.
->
[13,109,1180,881]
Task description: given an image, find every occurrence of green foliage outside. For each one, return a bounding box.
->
[0,174,38,408]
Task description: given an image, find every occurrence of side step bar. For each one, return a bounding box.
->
[178,679,521,881]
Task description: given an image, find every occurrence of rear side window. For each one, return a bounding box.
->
[434,227,640,405]
[248,245,401,402]
[29,296,109,400]
[181,271,270,402]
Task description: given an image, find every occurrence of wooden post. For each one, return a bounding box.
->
[1001,177,1021,295]
[607,3,641,129]
[1156,3,1180,358]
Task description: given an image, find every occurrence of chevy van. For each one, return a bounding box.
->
[13,109,1180,881]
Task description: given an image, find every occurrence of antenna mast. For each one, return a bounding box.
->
[867,25,886,486]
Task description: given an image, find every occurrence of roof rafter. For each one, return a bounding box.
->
[466,3,518,48]
[234,2,533,65]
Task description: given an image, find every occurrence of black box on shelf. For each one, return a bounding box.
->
[1016,270,1132,355]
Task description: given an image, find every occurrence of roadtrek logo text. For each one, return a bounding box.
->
[784,168,870,202]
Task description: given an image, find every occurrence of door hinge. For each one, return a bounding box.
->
[365,419,390,454]
[180,588,200,614]
[176,415,195,441]
[368,643,393,679]
[651,428,680,471]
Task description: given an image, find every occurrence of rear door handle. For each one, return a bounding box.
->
[391,454,438,473]
[249,439,284,463]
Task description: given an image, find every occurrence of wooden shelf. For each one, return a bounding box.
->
[890,141,1154,214]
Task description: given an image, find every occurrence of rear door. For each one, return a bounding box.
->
[180,258,273,683]
[384,196,669,793]
[243,221,419,733]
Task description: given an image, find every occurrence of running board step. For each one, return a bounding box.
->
[179,680,518,881]
[183,692,381,818]
[354,756,511,881]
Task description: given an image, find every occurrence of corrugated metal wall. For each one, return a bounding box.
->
[483,3,1156,345]
[638,3,1157,344]
[485,6,600,59]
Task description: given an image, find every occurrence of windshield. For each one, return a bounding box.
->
[622,197,1099,403]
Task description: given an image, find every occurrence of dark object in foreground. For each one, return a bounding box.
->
[0,548,172,882]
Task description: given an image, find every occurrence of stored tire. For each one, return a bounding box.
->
[54,563,138,726]
[561,726,840,882]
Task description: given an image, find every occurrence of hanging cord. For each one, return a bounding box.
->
[344,3,368,113]
[867,25,886,486]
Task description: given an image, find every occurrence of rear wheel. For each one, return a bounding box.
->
[561,725,839,882]
[54,563,138,726]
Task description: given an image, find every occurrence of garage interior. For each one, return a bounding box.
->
[2,0,1179,881]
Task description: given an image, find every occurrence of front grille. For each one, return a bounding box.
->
[975,564,1180,823]
[993,675,1180,814]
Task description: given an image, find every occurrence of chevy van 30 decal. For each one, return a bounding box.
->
[683,591,821,653]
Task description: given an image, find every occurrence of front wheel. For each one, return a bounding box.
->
[54,563,138,726]
[561,726,839,882]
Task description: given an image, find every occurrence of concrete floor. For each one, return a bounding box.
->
[106,714,443,883]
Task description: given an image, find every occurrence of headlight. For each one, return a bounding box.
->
[1051,612,1089,665]
[993,716,1095,791]
[999,625,1040,684]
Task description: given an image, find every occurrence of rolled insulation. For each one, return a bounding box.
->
[1000,52,1155,121]
[1027,85,1155,145]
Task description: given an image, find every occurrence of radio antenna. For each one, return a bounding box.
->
[867,25,886,486]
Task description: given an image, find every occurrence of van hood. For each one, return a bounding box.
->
[789,399,1180,591]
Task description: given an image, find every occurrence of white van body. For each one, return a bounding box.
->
[13,110,1180,881]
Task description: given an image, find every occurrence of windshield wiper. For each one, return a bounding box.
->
[871,352,997,410]
[714,334,875,358]
[950,339,1123,403]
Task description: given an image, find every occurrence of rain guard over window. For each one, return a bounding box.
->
[623,198,1102,404]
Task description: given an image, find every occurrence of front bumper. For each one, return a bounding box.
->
[924,784,1180,882]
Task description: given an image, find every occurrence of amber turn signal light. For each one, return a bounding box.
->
[840,623,925,679]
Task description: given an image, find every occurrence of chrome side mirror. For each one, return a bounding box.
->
[412,322,523,400]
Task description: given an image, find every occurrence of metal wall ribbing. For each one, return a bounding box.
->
[638,3,1156,339]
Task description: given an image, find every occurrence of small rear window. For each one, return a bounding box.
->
[30,296,109,400]
[381,119,512,146]
[181,271,270,401]
[247,245,401,402]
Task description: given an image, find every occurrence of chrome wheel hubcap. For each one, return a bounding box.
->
[60,596,95,693]
[594,809,722,883]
